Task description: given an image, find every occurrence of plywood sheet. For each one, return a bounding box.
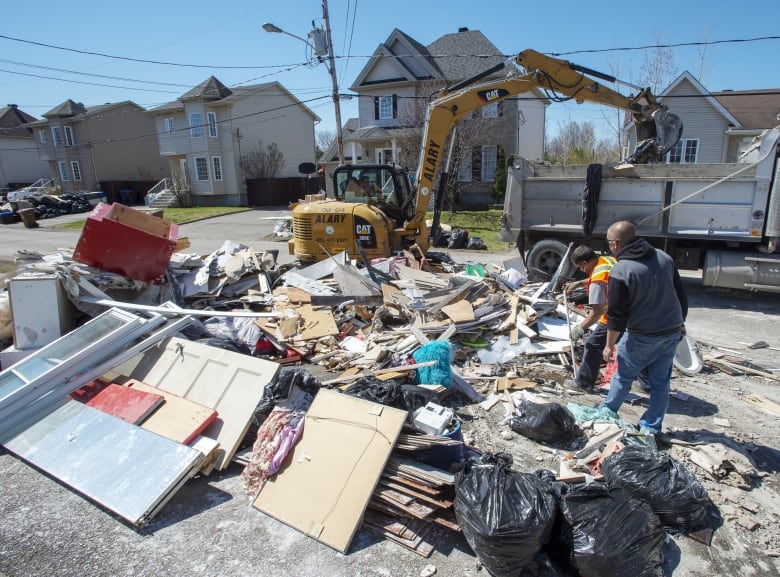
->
[127,379,218,444]
[128,337,279,470]
[253,389,407,553]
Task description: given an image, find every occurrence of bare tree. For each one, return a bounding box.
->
[240,141,285,178]
[546,120,620,165]
[315,128,336,160]
[694,25,713,85]
[641,33,679,93]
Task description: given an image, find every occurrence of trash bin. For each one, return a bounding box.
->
[18,208,38,229]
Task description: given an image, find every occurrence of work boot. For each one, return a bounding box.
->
[564,379,594,393]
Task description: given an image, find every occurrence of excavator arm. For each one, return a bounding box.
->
[406,48,683,250]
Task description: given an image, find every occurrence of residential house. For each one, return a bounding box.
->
[627,72,780,164]
[325,27,548,206]
[0,104,49,190]
[29,100,166,197]
[150,77,319,207]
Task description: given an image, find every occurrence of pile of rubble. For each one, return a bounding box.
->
[1,204,777,575]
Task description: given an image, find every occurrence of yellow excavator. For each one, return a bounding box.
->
[289,48,682,262]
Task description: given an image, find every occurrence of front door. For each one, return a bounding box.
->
[376,148,393,164]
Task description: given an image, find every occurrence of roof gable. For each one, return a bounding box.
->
[350,28,442,90]
[0,105,37,137]
[660,71,740,127]
[43,99,87,118]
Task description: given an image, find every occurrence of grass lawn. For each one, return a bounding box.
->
[431,209,512,252]
[53,206,251,230]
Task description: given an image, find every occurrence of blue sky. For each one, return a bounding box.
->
[2,0,778,141]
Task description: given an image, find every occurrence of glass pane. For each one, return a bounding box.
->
[11,311,134,381]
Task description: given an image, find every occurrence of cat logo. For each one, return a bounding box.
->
[478,88,508,103]
[356,224,372,236]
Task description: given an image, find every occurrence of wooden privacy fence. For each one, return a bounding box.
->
[247,176,324,206]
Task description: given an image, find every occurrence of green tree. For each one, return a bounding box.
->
[492,145,506,202]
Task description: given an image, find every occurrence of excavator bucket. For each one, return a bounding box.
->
[630,109,683,163]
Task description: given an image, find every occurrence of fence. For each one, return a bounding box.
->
[246,176,324,206]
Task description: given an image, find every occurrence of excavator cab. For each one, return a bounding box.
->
[332,164,415,222]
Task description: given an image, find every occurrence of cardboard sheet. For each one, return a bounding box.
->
[253,389,407,553]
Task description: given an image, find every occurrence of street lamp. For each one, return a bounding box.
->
[262,0,344,166]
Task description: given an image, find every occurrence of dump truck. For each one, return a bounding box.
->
[499,126,780,292]
[289,49,682,263]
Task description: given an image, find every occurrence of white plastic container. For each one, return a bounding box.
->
[413,402,454,435]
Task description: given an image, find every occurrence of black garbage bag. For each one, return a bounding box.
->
[253,367,322,426]
[343,377,437,422]
[601,444,713,533]
[454,453,557,577]
[466,237,488,250]
[447,227,469,249]
[508,400,581,446]
[557,482,665,577]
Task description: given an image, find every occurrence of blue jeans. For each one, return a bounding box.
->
[600,331,683,433]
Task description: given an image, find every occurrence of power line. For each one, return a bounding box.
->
[549,36,780,56]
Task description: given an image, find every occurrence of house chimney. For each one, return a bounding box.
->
[458,27,469,32]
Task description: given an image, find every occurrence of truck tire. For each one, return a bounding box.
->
[527,239,575,281]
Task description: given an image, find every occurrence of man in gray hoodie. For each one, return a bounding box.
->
[599,221,687,434]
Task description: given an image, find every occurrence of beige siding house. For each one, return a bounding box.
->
[29,100,166,194]
[0,105,49,190]
[150,78,319,206]
[324,28,548,206]
[627,72,780,164]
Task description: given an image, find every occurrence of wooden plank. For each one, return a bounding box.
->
[127,379,218,445]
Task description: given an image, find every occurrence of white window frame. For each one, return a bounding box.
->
[164,117,175,133]
[212,156,223,181]
[666,138,699,164]
[51,126,63,147]
[207,112,218,138]
[194,157,209,181]
[482,102,499,118]
[189,112,204,138]
[58,161,70,181]
[71,161,82,181]
[64,126,74,147]
[481,145,497,181]
[378,96,393,120]
[39,130,48,144]
[458,152,472,182]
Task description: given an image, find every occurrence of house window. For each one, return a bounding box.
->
[666,138,699,164]
[375,95,397,120]
[481,146,497,181]
[165,118,175,133]
[212,156,223,181]
[195,157,209,181]
[207,112,218,137]
[458,153,472,182]
[39,131,47,144]
[190,112,204,138]
[71,161,82,181]
[58,161,70,181]
[64,126,74,146]
[52,126,63,147]
[482,102,498,118]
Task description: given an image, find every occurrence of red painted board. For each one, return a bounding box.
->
[86,382,165,425]
[72,202,178,284]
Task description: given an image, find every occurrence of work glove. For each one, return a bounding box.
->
[565,280,583,295]
[570,324,585,341]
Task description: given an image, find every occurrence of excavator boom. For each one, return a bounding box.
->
[407,49,683,251]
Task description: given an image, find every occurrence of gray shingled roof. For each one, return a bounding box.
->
[0,105,37,137]
[394,29,442,77]
[43,99,87,118]
[713,89,780,130]
[426,29,505,83]
[180,76,233,101]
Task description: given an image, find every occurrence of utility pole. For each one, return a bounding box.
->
[321,0,344,165]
